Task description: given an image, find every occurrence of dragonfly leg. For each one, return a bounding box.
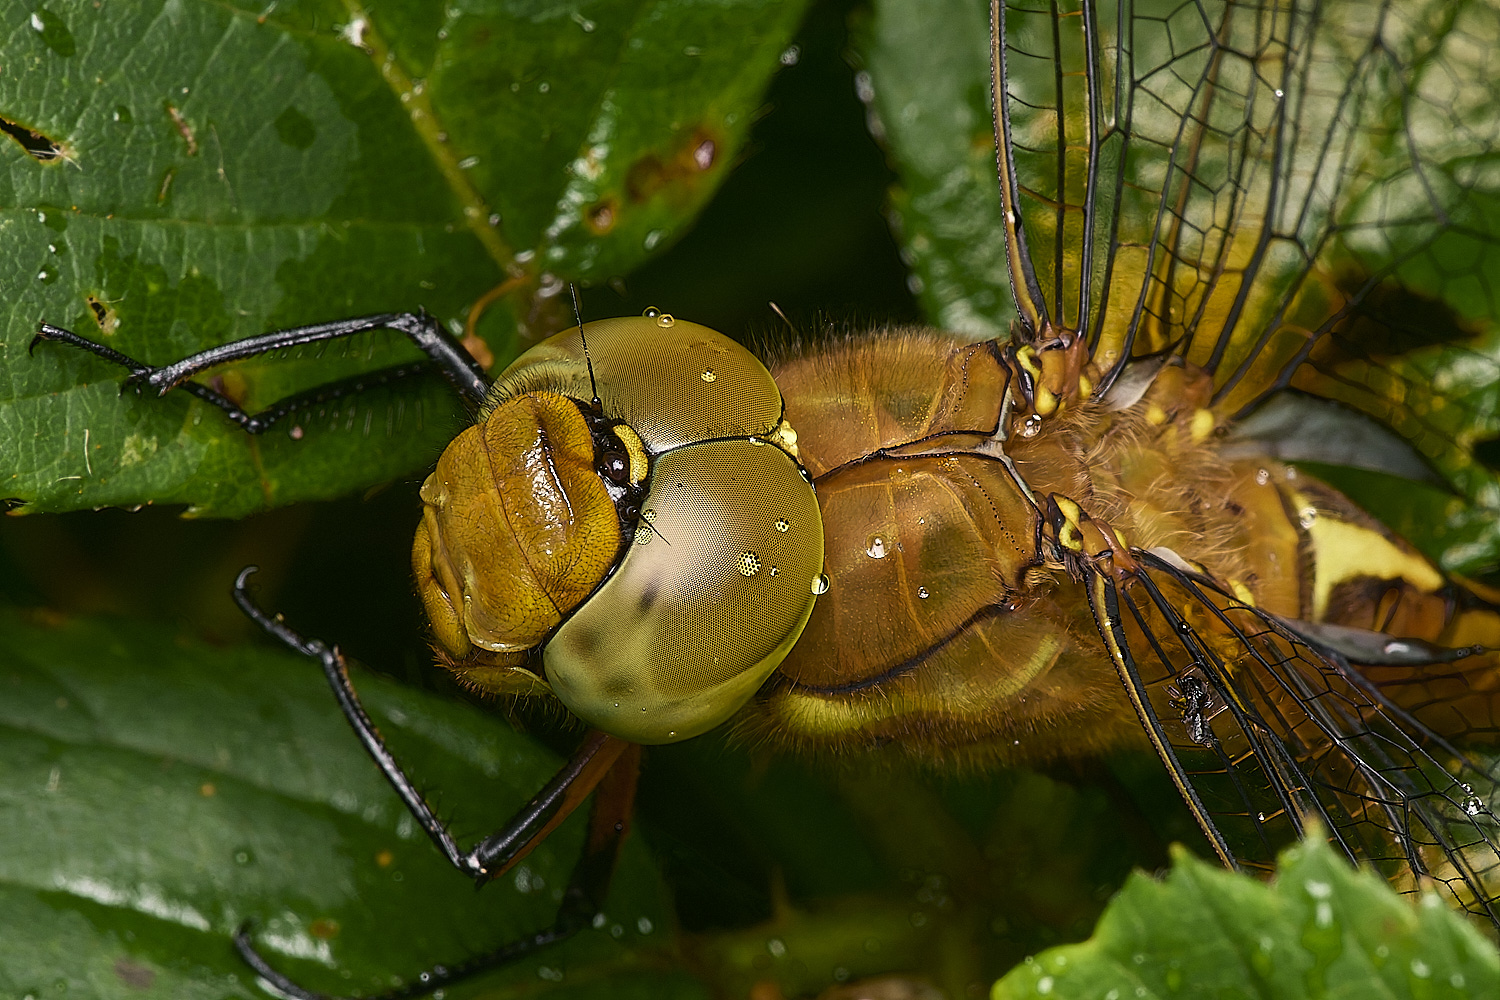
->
[184,361,438,434]
[1042,492,1140,582]
[31,309,490,412]
[230,567,640,999]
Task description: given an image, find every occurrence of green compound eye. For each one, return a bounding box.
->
[546,436,825,744]
[485,314,790,451]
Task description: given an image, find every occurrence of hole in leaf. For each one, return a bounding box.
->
[1473,437,1500,472]
[0,116,63,161]
[87,295,119,336]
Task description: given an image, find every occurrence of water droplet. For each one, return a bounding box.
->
[866,536,888,559]
[692,139,715,170]
[1298,507,1317,529]
[655,312,675,327]
[1464,795,1486,817]
[768,566,779,576]
[811,574,830,595]
[538,81,550,93]
[1304,879,1332,899]
[30,8,75,57]
[1021,413,1043,438]
[700,367,715,382]
[737,551,761,577]
[1255,468,1270,486]
[1274,88,1285,98]
[775,518,790,532]
[767,937,787,958]
[918,587,929,599]
[642,306,661,318]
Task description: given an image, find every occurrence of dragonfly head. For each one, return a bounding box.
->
[413,316,826,744]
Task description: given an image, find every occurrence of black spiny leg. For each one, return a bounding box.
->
[229,569,638,1000]
[31,311,490,431]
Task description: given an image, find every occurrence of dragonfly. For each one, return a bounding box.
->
[21,0,1500,995]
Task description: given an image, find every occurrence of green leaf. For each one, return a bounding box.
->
[0,605,689,998]
[1,0,809,516]
[992,835,1500,1000]
[854,0,1012,339]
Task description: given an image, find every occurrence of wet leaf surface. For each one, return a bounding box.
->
[0,604,1174,999]
[993,835,1500,1000]
[1,0,808,516]
[0,606,688,998]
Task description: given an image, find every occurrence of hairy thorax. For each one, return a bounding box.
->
[743,329,1324,766]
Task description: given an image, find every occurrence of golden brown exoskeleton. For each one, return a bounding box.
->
[413,301,1500,925]
[404,0,1500,926]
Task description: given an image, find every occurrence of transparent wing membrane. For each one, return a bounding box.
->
[1088,552,1500,924]
[995,0,1500,483]
[995,0,1500,925]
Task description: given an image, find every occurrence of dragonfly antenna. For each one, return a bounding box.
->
[769,301,798,337]
[568,283,601,411]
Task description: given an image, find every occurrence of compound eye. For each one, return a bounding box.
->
[545,438,824,744]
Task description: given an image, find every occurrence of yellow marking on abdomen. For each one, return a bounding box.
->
[1300,497,1445,621]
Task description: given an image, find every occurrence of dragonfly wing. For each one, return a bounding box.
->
[995,0,1500,459]
[994,0,1315,374]
[1085,548,1500,925]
